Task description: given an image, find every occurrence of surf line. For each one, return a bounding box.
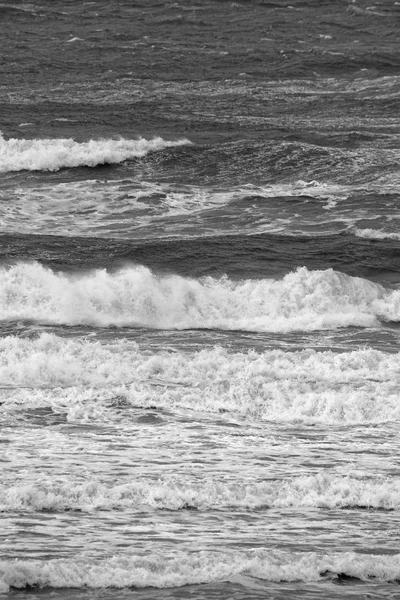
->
[0,378,193,391]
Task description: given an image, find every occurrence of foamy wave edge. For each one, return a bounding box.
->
[2,334,400,424]
[1,474,399,512]
[0,262,398,332]
[1,550,400,592]
[353,228,400,241]
[0,134,191,172]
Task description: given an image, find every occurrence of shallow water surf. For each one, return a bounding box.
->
[2,549,400,593]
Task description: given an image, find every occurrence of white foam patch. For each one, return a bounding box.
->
[2,334,400,424]
[0,178,397,240]
[0,263,397,331]
[1,473,399,512]
[353,228,400,240]
[246,180,348,201]
[0,134,190,172]
[0,181,240,238]
[0,550,399,591]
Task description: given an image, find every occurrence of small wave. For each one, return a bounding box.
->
[1,474,399,513]
[148,139,400,188]
[0,3,37,13]
[353,228,400,241]
[2,334,400,424]
[1,550,400,592]
[0,262,397,331]
[0,134,191,172]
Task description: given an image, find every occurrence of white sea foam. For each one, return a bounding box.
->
[353,228,400,241]
[0,178,396,240]
[0,133,190,172]
[1,473,399,512]
[248,180,347,200]
[0,180,238,238]
[0,550,399,591]
[0,263,397,331]
[2,334,400,424]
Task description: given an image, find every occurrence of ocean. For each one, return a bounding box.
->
[1,0,400,598]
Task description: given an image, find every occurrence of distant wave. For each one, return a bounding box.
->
[353,228,400,241]
[1,473,399,513]
[0,134,191,172]
[0,262,397,331]
[1,550,400,592]
[2,334,400,424]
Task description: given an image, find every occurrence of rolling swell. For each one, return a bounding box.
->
[3,136,399,186]
[2,0,400,95]
[136,139,400,187]
[1,232,400,283]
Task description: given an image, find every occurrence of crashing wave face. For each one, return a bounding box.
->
[0,262,398,331]
[0,133,191,172]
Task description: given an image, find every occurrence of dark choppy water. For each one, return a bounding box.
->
[1,1,400,598]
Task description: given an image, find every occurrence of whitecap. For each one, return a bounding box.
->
[0,262,393,331]
[1,550,400,592]
[0,134,191,172]
[1,473,399,512]
[353,228,400,241]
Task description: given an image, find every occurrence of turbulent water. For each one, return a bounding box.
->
[1,1,400,599]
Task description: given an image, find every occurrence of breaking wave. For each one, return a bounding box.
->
[353,228,400,241]
[1,550,400,592]
[0,134,190,172]
[0,262,398,331]
[1,473,399,513]
[2,334,400,424]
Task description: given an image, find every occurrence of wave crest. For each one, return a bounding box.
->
[0,262,397,331]
[1,550,400,592]
[1,473,399,513]
[353,228,400,241]
[0,134,191,172]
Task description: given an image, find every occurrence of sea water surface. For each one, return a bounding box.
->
[1,1,400,598]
